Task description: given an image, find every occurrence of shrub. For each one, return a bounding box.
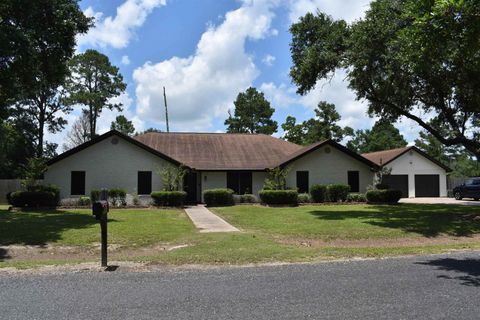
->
[108,188,127,206]
[366,189,402,204]
[297,193,311,203]
[375,183,389,190]
[259,189,298,205]
[347,193,366,203]
[78,196,91,206]
[310,184,327,203]
[327,184,350,202]
[151,191,187,207]
[9,191,56,207]
[6,192,13,205]
[90,189,101,202]
[37,185,60,205]
[203,189,234,207]
[240,194,257,203]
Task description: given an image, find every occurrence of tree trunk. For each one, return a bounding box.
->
[37,98,46,158]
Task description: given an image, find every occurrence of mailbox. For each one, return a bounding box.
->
[92,200,109,220]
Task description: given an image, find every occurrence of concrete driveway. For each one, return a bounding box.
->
[400,197,480,206]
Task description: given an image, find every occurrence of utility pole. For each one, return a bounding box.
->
[163,86,170,132]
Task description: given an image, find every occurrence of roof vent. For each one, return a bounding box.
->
[111,137,119,145]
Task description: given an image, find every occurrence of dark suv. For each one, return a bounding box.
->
[453,177,480,201]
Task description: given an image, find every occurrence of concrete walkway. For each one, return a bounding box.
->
[184,205,239,233]
[400,197,480,206]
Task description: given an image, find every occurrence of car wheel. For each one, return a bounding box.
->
[454,192,462,200]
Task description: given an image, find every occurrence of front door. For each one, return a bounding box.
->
[183,172,198,204]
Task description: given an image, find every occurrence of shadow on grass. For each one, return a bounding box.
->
[416,257,480,287]
[309,204,480,237]
[0,208,116,246]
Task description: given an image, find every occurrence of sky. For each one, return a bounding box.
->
[47,0,422,149]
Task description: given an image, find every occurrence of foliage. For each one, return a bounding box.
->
[90,189,101,202]
[347,120,407,153]
[0,121,36,178]
[259,189,298,205]
[0,0,91,111]
[263,166,291,190]
[21,158,47,190]
[346,193,367,203]
[289,1,480,158]
[9,191,56,207]
[310,184,327,203]
[297,193,311,203]
[64,49,126,139]
[225,87,278,135]
[326,184,350,202]
[157,165,188,191]
[373,167,392,189]
[366,189,402,204]
[108,188,127,207]
[240,194,257,203]
[151,191,187,207]
[62,112,90,151]
[281,102,353,145]
[111,115,135,136]
[131,192,140,206]
[203,189,235,207]
[135,128,162,135]
[78,196,91,207]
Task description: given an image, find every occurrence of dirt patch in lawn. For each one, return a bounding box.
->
[277,234,480,248]
[0,243,191,263]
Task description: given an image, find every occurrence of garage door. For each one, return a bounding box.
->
[382,175,409,198]
[415,174,439,197]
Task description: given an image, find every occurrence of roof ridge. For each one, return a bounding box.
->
[362,146,411,155]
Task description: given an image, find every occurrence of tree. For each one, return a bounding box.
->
[225,87,278,135]
[347,121,407,153]
[62,112,91,151]
[110,115,135,136]
[65,49,126,139]
[281,101,353,145]
[157,165,188,191]
[0,0,91,109]
[135,127,162,136]
[290,1,480,160]
[263,166,291,190]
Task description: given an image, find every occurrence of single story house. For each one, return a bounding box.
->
[362,146,451,198]
[44,130,449,202]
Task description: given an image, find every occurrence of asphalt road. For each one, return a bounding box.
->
[1,252,479,320]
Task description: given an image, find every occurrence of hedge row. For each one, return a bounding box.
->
[151,191,187,207]
[203,188,234,207]
[309,184,350,202]
[366,189,402,204]
[7,185,60,207]
[259,189,298,205]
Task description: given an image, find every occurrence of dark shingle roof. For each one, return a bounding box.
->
[134,132,303,170]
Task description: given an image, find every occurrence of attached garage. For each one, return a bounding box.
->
[382,175,409,198]
[363,147,450,198]
[414,174,440,197]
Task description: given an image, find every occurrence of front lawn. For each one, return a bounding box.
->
[1,204,480,269]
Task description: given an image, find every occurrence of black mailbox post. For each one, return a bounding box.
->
[92,189,109,267]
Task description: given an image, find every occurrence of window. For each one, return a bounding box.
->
[296,171,309,193]
[71,171,85,195]
[227,171,252,194]
[347,171,359,192]
[137,171,152,195]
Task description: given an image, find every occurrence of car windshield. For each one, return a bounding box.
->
[465,179,474,186]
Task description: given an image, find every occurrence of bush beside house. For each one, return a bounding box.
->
[203,189,234,207]
[151,191,187,207]
[259,189,298,205]
[366,189,402,204]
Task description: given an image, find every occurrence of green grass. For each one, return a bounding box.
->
[2,204,480,269]
[0,208,194,247]
[212,204,480,240]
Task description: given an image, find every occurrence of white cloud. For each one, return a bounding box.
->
[132,0,279,131]
[77,0,167,49]
[260,82,296,108]
[262,54,276,66]
[121,55,131,65]
[288,0,371,23]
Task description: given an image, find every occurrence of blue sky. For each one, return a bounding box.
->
[48,0,421,148]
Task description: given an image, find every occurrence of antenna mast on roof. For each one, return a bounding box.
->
[163,86,170,132]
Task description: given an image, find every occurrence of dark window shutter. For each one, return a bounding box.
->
[347,171,359,192]
[239,171,252,194]
[71,171,86,195]
[138,171,152,195]
[227,172,239,193]
[296,171,309,193]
